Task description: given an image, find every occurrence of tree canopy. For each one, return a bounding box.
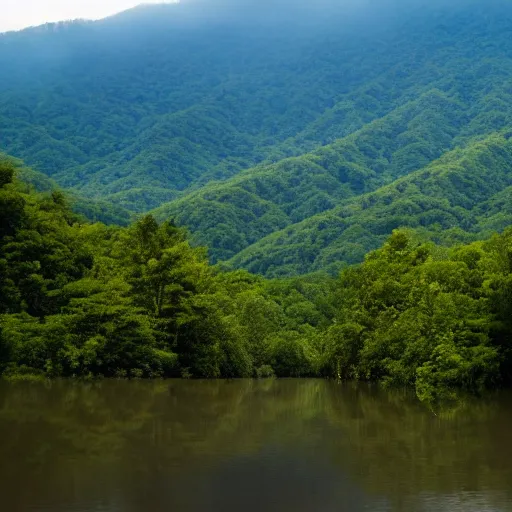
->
[1,161,512,403]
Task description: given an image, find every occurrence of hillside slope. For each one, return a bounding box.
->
[0,2,404,208]
[2,0,511,212]
[153,91,466,261]
[3,1,512,277]
[229,133,512,276]
[0,154,132,225]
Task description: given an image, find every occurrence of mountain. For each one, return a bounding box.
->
[152,90,467,261]
[0,0,407,208]
[229,133,512,276]
[2,0,512,275]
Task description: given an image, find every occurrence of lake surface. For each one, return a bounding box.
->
[1,380,512,512]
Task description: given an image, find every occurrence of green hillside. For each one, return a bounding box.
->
[3,0,512,278]
[152,91,466,261]
[137,2,512,266]
[0,154,133,226]
[229,133,512,276]
[2,0,512,212]
[0,2,401,208]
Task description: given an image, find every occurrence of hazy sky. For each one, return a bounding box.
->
[1,0,177,33]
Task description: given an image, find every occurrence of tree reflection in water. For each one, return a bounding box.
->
[0,380,511,512]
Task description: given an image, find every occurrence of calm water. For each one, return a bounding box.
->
[1,380,512,512]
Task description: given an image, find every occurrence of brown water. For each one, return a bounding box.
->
[1,380,512,512]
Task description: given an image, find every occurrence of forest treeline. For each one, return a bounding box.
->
[1,160,511,402]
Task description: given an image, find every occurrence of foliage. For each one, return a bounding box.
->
[2,162,512,403]
[0,163,327,380]
[320,229,512,401]
[3,2,512,402]
[230,134,512,276]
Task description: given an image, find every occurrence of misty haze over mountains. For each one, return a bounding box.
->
[1,0,512,274]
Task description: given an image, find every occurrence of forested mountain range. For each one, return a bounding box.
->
[229,133,512,276]
[2,0,512,277]
[2,0,512,398]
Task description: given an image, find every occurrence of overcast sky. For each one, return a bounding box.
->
[1,0,177,33]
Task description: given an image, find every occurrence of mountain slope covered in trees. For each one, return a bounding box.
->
[152,91,467,261]
[229,133,512,276]
[2,0,512,277]
[1,155,133,226]
[1,0,408,208]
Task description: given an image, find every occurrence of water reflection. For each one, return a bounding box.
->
[0,380,511,511]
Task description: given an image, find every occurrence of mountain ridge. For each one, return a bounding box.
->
[228,132,512,276]
[152,90,466,261]
[3,1,512,275]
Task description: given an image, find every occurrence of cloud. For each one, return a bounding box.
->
[0,0,176,33]
[1,0,480,33]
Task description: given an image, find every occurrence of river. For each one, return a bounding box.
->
[0,379,511,511]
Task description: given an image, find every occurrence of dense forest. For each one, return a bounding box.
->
[229,132,512,276]
[2,0,512,278]
[1,160,511,402]
[1,0,512,403]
